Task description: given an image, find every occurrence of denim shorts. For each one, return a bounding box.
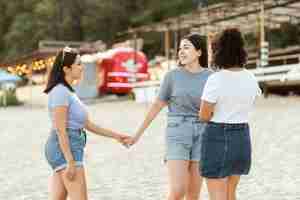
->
[44,128,87,172]
[200,122,251,178]
[165,116,206,162]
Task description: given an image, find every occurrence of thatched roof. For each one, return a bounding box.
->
[125,0,300,35]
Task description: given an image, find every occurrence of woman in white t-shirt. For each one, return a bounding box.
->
[199,28,261,200]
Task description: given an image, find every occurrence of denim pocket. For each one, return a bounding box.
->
[167,117,183,128]
[69,131,84,149]
[166,118,192,145]
[45,135,62,165]
[80,129,87,146]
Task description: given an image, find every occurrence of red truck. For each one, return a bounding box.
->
[97,47,149,94]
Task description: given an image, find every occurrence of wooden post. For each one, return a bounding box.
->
[206,3,212,69]
[174,18,181,60]
[260,1,265,44]
[133,32,137,64]
[207,31,212,69]
[262,83,269,98]
[130,32,138,83]
[260,1,268,98]
[164,26,170,69]
[259,0,267,68]
[207,31,216,70]
[174,31,178,60]
[165,29,170,60]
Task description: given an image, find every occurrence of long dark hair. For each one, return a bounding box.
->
[179,33,208,68]
[214,28,247,69]
[44,48,79,94]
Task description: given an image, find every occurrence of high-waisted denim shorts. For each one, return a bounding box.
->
[45,128,87,172]
[200,122,251,178]
[165,115,206,162]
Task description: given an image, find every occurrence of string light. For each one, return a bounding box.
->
[2,56,55,76]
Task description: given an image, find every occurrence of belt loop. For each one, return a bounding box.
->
[182,116,188,122]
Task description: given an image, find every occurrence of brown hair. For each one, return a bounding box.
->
[44,47,79,93]
[179,33,208,68]
[213,28,247,69]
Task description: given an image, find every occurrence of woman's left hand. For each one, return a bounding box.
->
[122,135,140,147]
[114,134,131,147]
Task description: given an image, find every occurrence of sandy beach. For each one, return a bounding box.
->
[0,85,300,200]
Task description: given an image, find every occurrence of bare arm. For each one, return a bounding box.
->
[84,117,129,143]
[199,100,215,122]
[53,106,75,164]
[134,99,167,141]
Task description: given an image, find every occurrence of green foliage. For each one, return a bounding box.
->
[0,0,194,60]
[0,0,299,61]
[0,90,22,107]
[267,23,300,49]
[3,13,39,58]
[244,33,258,49]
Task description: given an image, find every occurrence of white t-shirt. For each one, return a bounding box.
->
[201,69,261,123]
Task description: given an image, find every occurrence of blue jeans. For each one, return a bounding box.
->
[45,129,87,172]
[165,116,206,162]
[200,122,251,178]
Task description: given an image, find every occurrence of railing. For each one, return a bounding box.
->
[247,54,300,68]
[38,40,89,53]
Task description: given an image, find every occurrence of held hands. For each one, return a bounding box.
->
[114,133,132,148]
[113,133,140,148]
[122,135,140,148]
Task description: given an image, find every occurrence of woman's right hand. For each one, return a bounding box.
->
[65,161,77,181]
[123,135,140,147]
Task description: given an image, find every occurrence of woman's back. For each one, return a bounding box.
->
[202,69,261,123]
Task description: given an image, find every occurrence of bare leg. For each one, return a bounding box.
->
[186,161,202,200]
[227,176,240,200]
[49,172,67,200]
[59,167,88,200]
[167,160,190,200]
[206,178,228,200]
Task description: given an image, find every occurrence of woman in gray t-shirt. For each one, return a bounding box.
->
[44,47,129,200]
[124,34,212,200]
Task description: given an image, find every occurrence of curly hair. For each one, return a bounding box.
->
[213,28,247,69]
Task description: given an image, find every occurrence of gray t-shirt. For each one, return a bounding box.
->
[48,84,88,130]
[158,68,213,117]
